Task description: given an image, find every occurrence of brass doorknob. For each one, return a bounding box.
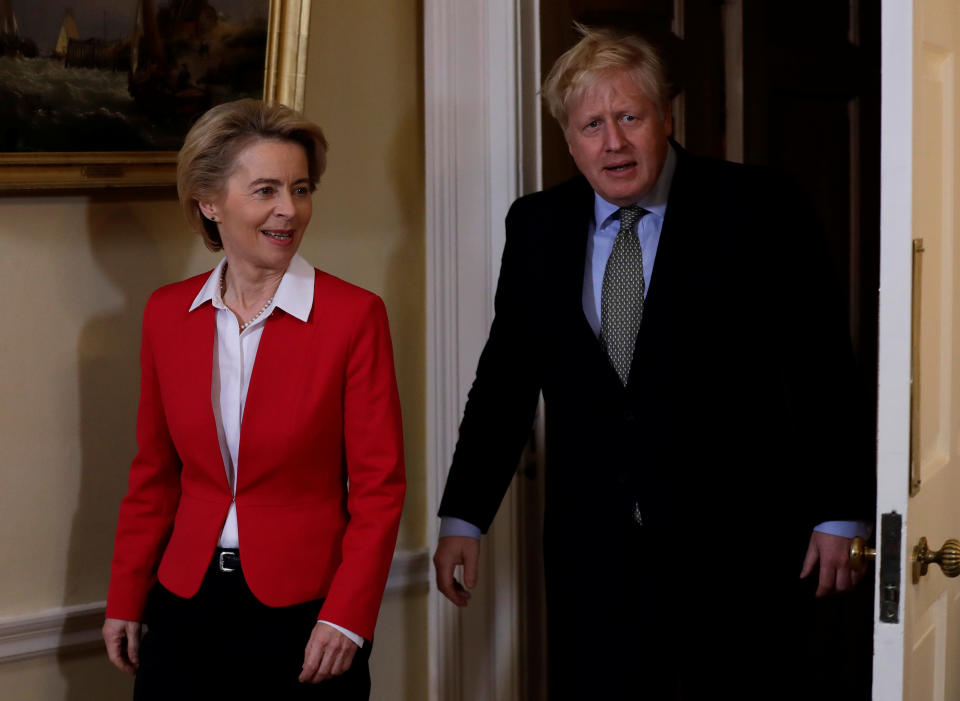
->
[849,536,876,574]
[913,537,960,583]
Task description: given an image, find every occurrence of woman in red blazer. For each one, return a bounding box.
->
[102,99,405,700]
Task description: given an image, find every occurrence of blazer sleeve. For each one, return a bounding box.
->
[437,199,544,532]
[106,293,183,621]
[317,295,405,640]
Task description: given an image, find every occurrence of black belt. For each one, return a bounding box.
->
[214,548,241,573]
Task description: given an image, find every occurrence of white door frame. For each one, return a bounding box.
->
[427,0,936,696]
[424,1,535,699]
[874,0,913,697]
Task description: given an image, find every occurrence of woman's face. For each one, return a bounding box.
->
[200,138,313,273]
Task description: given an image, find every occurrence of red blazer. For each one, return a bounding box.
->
[106,268,405,641]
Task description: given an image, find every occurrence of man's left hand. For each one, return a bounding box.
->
[300,622,358,684]
[800,530,862,597]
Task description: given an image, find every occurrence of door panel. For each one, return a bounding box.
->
[915,43,953,475]
[877,0,960,698]
[907,2,960,699]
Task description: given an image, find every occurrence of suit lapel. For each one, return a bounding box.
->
[556,178,595,330]
[627,146,692,390]
[173,302,225,479]
[549,177,628,390]
[236,305,315,488]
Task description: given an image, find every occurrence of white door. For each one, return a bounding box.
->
[875,1,960,698]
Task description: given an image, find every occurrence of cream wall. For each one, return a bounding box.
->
[0,1,426,699]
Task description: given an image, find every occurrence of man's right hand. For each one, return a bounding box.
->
[433,536,480,606]
[102,617,142,675]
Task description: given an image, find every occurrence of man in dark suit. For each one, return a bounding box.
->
[434,25,873,699]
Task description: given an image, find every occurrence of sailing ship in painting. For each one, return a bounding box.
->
[0,0,267,152]
[54,10,80,58]
[128,0,216,119]
[0,0,36,57]
[0,0,16,34]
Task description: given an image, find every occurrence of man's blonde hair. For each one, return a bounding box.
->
[177,99,328,251]
[542,23,670,129]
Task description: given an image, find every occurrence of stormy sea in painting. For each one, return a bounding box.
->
[0,56,168,151]
[0,0,267,153]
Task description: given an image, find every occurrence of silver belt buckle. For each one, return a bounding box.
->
[219,551,237,572]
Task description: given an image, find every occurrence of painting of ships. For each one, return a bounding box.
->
[128,0,269,121]
[60,8,131,73]
[0,0,268,152]
[127,0,211,119]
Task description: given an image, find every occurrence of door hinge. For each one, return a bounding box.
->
[879,511,902,624]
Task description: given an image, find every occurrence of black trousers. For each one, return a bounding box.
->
[134,553,371,701]
[544,524,820,701]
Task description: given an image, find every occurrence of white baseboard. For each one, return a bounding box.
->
[384,548,431,594]
[0,548,429,664]
[0,601,106,664]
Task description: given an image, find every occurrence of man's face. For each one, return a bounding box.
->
[563,70,672,206]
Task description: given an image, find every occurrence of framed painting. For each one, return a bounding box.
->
[0,0,311,190]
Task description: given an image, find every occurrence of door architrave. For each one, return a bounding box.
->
[874,0,914,696]
[424,1,537,699]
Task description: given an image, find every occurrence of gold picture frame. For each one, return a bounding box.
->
[0,0,311,190]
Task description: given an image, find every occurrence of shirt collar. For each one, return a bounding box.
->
[189,258,226,312]
[189,253,315,323]
[593,142,677,230]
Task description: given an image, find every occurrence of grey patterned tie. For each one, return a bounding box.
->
[600,206,647,385]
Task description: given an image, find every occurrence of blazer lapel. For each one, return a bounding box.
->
[627,147,693,390]
[172,302,225,480]
[236,307,315,489]
[551,177,628,390]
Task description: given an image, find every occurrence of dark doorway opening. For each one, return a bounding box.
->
[526,2,880,698]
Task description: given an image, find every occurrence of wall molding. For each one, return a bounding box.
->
[384,548,431,593]
[0,548,429,664]
[0,601,105,664]
[425,1,525,700]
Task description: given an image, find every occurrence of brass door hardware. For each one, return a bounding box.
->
[849,536,876,573]
[910,239,924,496]
[851,535,960,584]
[912,537,960,584]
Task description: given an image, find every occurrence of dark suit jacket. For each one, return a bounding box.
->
[107,269,406,641]
[438,146,873,696]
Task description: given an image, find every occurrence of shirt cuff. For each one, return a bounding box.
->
[439,517,482,539]
[318,620,364,648]
[814,520,872,539]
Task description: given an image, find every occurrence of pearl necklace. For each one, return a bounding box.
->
[238,298,273,331]
[221,265,274,332]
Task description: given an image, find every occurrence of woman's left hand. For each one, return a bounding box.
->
[299,622,358,683]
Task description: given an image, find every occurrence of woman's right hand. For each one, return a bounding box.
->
[102,617,142,675]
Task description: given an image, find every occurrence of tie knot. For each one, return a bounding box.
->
[618,206,646,232]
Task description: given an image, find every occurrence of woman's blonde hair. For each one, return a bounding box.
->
[542,23,670,129]
[177,99,328,251]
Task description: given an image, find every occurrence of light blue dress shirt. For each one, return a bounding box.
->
[441,144,867,541]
